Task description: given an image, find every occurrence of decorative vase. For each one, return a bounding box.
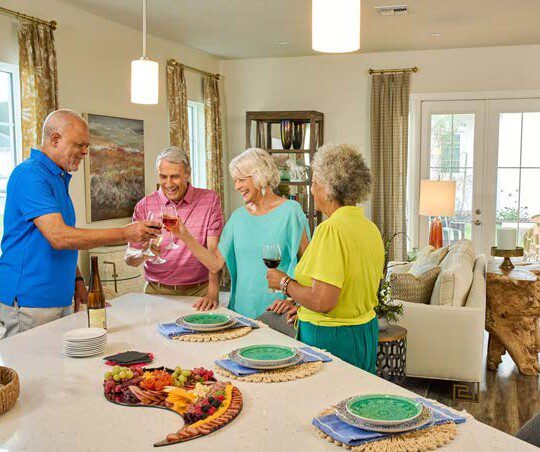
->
[292,122,304,149]
[280,120,292,149]
[378,317,389,332]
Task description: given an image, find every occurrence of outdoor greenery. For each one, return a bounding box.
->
[374,232,404,323]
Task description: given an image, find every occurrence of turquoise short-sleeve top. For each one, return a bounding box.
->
[218,200,310,319]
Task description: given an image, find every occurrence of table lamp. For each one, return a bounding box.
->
[419,180,456,249]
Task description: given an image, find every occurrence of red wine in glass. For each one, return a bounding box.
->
[162,215,178,231]
[263,258,281,269]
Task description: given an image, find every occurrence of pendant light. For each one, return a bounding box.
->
[131,0,159,104]
[312,0,361,53]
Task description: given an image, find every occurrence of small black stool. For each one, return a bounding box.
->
[377,325,407,383]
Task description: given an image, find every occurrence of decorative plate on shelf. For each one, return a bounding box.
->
[343,394,423,426]
[335,401,432,433]
[175,314,235,332]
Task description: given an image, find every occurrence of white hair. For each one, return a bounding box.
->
[229,148,280,191]
[42,109,86,145]
[155,147,191,171]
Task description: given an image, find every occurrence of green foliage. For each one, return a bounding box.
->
[374,232,404,322]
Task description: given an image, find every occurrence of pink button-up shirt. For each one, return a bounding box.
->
[131,184,224,285]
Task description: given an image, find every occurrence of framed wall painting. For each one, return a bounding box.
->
[83,113,145,222]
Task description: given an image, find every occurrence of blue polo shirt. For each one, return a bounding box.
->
[0,149,78,308]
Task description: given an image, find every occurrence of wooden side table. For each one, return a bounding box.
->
[486,262,540,375]
[377,325,407,382]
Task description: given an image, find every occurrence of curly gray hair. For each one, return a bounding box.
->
[312,143,372,205]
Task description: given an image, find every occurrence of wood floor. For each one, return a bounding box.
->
[399,333,540,435]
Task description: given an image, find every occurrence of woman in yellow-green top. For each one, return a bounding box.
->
[266,144,384,372]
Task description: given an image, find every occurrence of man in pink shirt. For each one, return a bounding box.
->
[125,147,223,310]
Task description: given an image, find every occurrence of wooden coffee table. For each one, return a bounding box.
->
[486,262,540,375]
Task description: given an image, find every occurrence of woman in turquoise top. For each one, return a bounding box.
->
[171,148,310,319]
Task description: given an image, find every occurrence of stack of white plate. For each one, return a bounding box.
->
[62,328,107,357]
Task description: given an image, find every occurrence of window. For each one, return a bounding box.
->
[495,112,540,246]
[187,101,206,188]
[0,62,21,245]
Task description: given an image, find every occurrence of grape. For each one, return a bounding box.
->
[113,374,120,381]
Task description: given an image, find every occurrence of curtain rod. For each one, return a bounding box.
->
[0,6,57,30]
[368,66,419,75]
[167,59,220,80]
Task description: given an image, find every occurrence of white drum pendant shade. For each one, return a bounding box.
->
[131,58,158,104]
[312,0,361,53]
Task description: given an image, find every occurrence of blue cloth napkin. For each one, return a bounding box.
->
[215,346,332,376]
[312,397,468,447]
[157,316,259,339]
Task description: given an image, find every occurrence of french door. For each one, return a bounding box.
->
[418,97,540,255]
[419,100,486,251]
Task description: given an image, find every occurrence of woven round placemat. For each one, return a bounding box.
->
[314,408,458,451]
[214,361,323,382]
[173,326,253,342]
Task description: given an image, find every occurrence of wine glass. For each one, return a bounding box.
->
[263,244,282,293]
[161,206,180,250]
[143,212,166,264]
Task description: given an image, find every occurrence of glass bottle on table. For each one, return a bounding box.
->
[87,256,107,330]
[161,205,180,250]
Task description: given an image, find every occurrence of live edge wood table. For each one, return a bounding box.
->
[486,263,540,376]
[0,294,534,451]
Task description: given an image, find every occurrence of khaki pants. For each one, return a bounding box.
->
[143,281,208,297]
[0,300,73,339]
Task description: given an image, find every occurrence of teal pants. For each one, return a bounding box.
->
[297,317,378,374]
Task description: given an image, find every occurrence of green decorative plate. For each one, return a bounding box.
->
[237,345,297,363]
[183,313,230,326]
[345,394,423,426]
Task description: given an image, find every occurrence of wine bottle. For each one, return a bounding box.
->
[87,256,107,329]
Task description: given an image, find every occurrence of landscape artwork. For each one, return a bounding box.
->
[84,114,145,222]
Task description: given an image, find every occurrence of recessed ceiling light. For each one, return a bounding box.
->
[276,41,291,46]
[428,32,444,37]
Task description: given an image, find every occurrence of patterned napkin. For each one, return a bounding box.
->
[215,346,332,376]
[312,397,468,447]
[157,316,259,339]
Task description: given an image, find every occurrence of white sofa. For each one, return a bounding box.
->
[392,250,486,387]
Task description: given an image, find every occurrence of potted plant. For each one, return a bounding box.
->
[375,233,405,331]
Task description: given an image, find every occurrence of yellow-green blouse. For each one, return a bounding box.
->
[295,206,384,327]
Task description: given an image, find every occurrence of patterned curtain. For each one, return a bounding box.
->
[18,22,59,159]
[370,71,411,261]
[203,75,225,209]
[166,61,190,154]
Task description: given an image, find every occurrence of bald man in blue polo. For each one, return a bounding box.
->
[0,109,159,338]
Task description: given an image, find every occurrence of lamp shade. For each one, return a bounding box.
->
[312,0,360,53]
[131,58,159,104]
[419,180,456,217]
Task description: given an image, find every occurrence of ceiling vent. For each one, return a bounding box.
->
[374,5,409,16]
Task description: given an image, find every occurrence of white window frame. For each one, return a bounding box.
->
[0,61,22,165]
[409,89,540,252]
[0,61,22,247]
[187,100,206,188]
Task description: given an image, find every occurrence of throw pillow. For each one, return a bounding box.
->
[390,267,441,304]
[409,245,449,275]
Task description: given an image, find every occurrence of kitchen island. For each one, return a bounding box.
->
[0,294,534,451]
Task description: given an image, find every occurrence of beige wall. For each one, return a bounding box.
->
[0,0,219,275]
[220,44,540,214]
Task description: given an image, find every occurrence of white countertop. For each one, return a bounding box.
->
[0,294,534,452]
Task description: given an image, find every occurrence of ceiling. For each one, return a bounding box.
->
[61,0,540,59]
